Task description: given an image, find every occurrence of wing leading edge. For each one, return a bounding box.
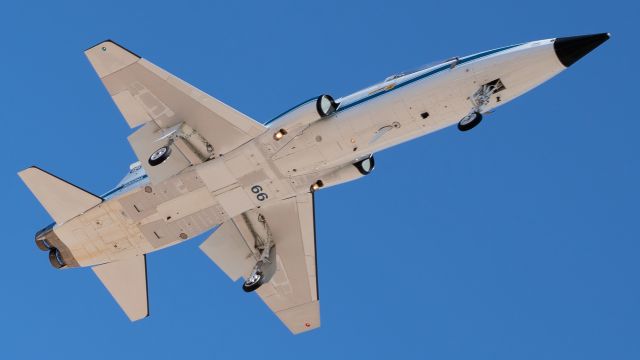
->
[200,193,320,334]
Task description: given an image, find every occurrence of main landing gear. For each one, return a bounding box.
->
[242,214,277,293]
[147,123,215,167]
[148,145,172,166]
[242,245,276,292]
[458,79,504,132]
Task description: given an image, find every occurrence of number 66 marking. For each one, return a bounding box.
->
[251,185,269,201]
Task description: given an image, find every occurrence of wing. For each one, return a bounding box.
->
[200,193,320,334]
[92,255,149,321]
[84,40,267,182]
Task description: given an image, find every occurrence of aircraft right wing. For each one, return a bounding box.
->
[84,40,267,183]
[200,193,320,334]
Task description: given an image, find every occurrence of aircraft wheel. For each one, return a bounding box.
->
[457,112,483,131]
[148,145,172,166]
[242,271,264,292]
[35,238,50,251]
[48,248,65,269]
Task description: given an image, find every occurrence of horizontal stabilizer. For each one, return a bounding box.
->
[18,166,102,224]
[92,255,149,321]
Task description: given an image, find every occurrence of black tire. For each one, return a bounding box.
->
[457,112,483,131]
[48,248,65,269]
[242,272,264,292]
[148,145,172,166]
[35,238,50,251]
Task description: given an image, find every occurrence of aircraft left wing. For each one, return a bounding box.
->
[84,40,267,182]
[200,193,320,334]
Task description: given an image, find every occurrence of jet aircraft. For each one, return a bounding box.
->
[19,33,609,333]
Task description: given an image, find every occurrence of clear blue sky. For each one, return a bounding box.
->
[1,1,637,359]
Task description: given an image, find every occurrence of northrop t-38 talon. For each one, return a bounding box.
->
[19,33,609,333]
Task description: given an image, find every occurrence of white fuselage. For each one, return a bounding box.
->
[275,39,562,176]
[49,38,566,267]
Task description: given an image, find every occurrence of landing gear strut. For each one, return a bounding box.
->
[147,123,215,167]
[242,214,276,293]
[242,245,276,292]
[458,79,504,132]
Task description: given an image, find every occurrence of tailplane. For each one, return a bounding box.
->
[93,255,149,321]
[18,166,102,224]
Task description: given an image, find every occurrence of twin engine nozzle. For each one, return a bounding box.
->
[35,224,67,269]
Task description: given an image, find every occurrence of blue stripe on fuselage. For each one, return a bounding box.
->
[336,44,521,112]
[101,174,149,199]
[264,97,318,126]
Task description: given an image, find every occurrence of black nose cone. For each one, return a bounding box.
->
[554,33,610,67]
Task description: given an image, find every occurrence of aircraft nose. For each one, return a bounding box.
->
[554,33,610,67]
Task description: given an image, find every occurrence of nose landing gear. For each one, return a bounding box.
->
[457,111,483,131]
[458,79,504,132]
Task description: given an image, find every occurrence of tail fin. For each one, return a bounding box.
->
[18,166,102,224]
